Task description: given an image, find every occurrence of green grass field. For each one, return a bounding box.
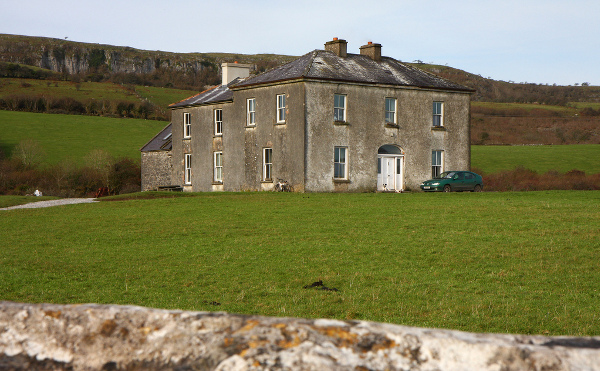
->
[0,78,140,103]
[1,191,599,336]
[135,85,197,110]
[0,110,167,165]
[471,144,600,174]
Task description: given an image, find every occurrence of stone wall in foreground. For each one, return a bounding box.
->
[1,301,600,370]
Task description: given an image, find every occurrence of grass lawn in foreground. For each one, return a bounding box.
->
[1,191,599,336]
[0,110,168,165]
[471,144,600,174]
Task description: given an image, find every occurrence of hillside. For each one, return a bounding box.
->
[1,33,600,145]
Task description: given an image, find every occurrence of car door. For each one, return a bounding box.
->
[453,172,466,191]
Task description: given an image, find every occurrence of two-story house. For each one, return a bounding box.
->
[142,38,474,192]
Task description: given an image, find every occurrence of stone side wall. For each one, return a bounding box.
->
[1,302,599,370]
[141,151,173,191]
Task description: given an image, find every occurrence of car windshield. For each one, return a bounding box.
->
[436,171,455,179]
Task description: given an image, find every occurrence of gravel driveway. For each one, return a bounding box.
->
[0,198,98,210]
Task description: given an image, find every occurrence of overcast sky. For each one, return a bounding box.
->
[2,0,598,86]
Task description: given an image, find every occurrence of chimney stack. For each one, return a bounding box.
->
[221,62,252,85]
[324,37,348,58]
[360,41,382,62]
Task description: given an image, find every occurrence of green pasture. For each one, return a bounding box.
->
[0,78,139,103]
[0,110,167,165]
[1,191,599,336]
[471,144,600,174]
[135,85,198,110]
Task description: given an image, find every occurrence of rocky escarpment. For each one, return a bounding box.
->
[2,301,600,370]
[0,34,294,78]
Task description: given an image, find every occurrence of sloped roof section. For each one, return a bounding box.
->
[232,50,473,92]
[169,78,244,108]
[141,123,172,152]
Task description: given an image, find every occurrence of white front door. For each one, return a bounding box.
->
[377,155,404,191]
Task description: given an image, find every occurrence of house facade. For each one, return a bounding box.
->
[162,38,473,192]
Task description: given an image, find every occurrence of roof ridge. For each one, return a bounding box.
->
[301,50,320,77]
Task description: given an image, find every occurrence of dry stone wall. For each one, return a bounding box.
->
[1,301,600,370]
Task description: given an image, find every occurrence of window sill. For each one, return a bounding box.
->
[431,126,446,131]
[275,121,286,126]
[214,134,223,138]
[385,122,399,128]
[183,137,191,140]
[261,180,273,183]
[245,125,256,129]
[212,181,223,185]
[333,178,350,183]
[334,121,349,126]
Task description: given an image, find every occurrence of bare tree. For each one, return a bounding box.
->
[85,149,114,190]
[13,139,45,169]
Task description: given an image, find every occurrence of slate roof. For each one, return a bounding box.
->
[169,78,243,108]
[232,50,474,92]
[169,49,473,109]
[140,123,172,152]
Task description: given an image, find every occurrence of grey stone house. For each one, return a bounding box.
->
[140,123,173,191]
[155,38,474,192]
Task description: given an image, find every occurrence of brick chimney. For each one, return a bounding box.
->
[221,62,252,85]
[360,41,382,62]
[324,37,348,58]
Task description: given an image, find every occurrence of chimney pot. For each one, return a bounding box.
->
[325,38,348,58]
[360,42,382,62]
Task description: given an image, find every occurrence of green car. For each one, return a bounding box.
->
[420,171,483,192]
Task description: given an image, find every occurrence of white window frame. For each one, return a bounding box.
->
[432,150,444,178]
[183,112,191,138]
[385,97,397,124]
[247,98,256,126]
[263,148,273,181]
[334,146,348,179]
[433,101,444,127]
[184,154,192,185]
[334,94,346,122]
[214,151,223,183]
[276,94,286,123]
[214,109,222,136]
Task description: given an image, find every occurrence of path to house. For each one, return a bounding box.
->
[0,198,98,211]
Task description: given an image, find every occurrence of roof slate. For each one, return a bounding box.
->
[169,78,243,108]
[232,50,474,92]
[140,123,172,152]
[169,49,473,109]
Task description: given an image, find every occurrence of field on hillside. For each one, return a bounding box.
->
[0,78,139,102]
[1,191,599,336]
[471,144,600,174]
[0,110,167,164]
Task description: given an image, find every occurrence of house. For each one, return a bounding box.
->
[140,123,173,191]
[146,38,474,192]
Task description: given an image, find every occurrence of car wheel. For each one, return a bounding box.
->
[443,185,452,192]
[474,184,482,192]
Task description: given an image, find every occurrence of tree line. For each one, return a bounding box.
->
[0,140,140,197]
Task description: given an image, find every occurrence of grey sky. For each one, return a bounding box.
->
[1,0,598,86]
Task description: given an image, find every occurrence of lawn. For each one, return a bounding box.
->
[1,191,599,336]
[471,144,600,174]
[0,110,168,165]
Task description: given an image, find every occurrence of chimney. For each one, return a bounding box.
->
[360,41,382,62]
[324,37,348,58]
[221,62,252,85]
